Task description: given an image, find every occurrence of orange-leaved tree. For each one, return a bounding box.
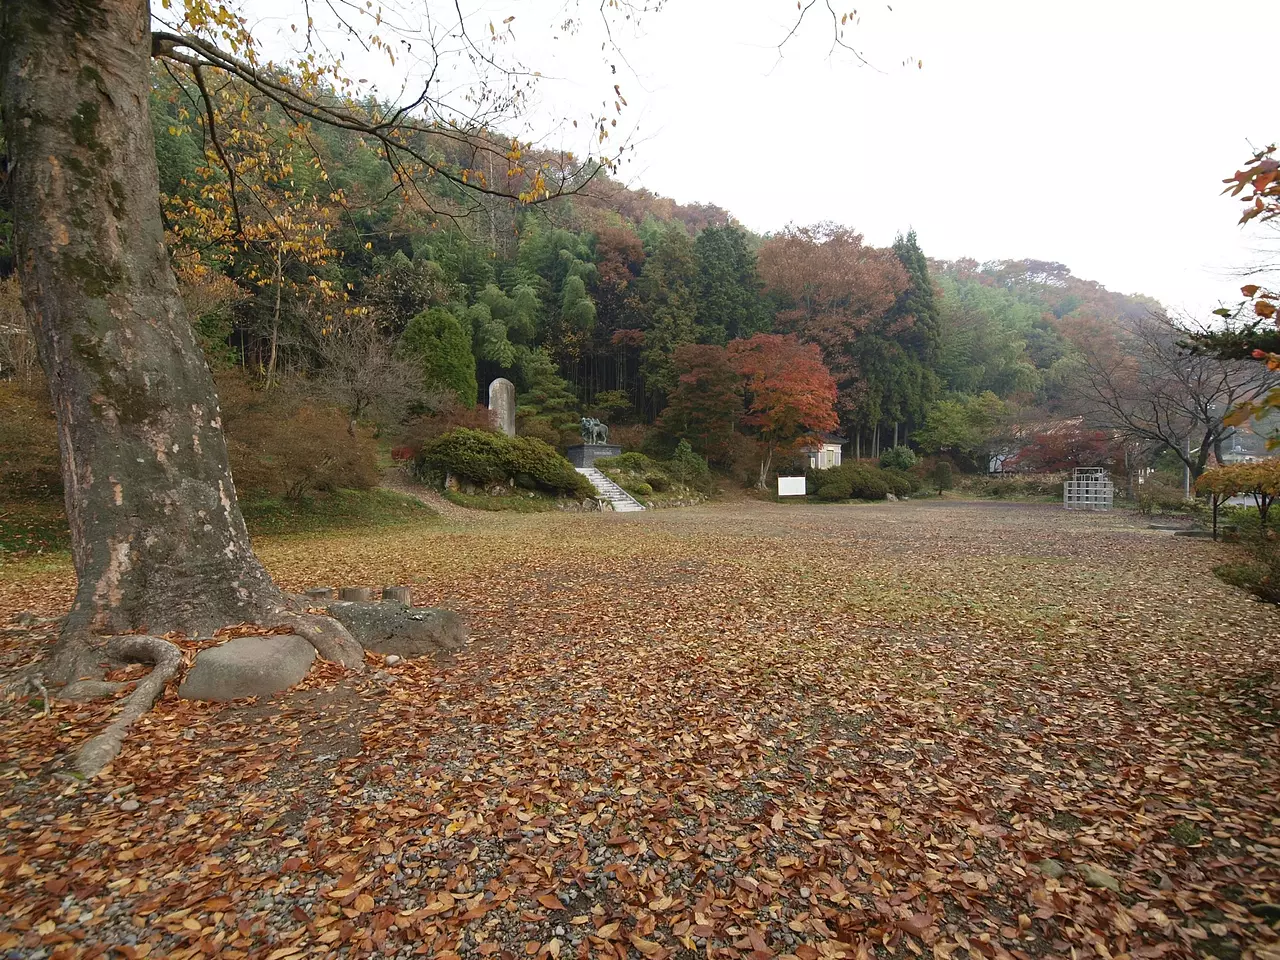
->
[1196,459,1280,527]
[728,334,838,488]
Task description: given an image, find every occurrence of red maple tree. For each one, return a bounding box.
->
[1008,422,1118,472]
[728,334,839,487]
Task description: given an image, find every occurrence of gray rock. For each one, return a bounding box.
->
[120,799,140,812]
[178,635,315,701]
[1077,863,1120,891]
[384,654,403,666]
[1038,858,1067,879]
[326,601,466,659]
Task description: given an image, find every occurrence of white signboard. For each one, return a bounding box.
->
[777,476,807,497]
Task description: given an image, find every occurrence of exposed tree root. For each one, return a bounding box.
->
[60,679,128,701]
[1,598,366,778]
[31,676,51,718]
[72,636,182,778]
[0,664,42,699]
[269,607,366,669]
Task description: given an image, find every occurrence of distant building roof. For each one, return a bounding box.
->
[804,433,848,448]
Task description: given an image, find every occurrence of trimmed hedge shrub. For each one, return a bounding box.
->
[961,472,1067,500]
[419,428,592,498]
[809,463,892,501]
[851,470,890,501]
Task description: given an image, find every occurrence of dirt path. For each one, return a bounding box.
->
[379,467,486,526]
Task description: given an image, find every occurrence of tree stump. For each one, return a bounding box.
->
[339,587,375,602]
[305,587,337,601]
[382,586,412,606]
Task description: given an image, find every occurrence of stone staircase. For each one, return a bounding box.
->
[576,467,646,512]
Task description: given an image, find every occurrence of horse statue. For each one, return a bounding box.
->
[579,417,610,445]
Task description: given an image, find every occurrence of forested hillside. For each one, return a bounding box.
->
[1,65,1164,497]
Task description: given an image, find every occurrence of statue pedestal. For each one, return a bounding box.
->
[567,444,621,468]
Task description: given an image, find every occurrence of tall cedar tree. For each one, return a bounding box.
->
[844,231,942,440]
[728,334,839,487]
[637,229,700,404]
[400,307,479,404]
[694,225,770,344]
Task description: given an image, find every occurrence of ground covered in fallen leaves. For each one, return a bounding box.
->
[1,500,1278,960]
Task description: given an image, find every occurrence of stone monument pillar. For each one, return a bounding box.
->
[488,378,516,437]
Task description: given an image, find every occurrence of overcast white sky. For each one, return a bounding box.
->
[246,0,1278,317]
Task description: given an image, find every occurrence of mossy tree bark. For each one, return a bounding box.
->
[1,0,287,684]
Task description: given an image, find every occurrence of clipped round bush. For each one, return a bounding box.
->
[811,466,854,500]
[610,452,654,472]
[629,481,654,497]
[419,428,592,498]
[848,469,889,501]
[816,482,849,502]
[419,429,509,485]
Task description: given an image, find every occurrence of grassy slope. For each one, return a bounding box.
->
[0,488,437,563]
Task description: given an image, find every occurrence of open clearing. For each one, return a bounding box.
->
[0,500,1277,960]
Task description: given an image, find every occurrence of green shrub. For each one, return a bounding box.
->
[1214,537,1280,603]
[816,482,849,502]
[600,452,654,472]
[597,440,711,500]
[629,480,654,497]
[507,436,593,496]
[961,473,1067,500]
[1136,480,1190,516]
[881,468,914,498]
[667,439,713,494]
[849,469,890,501]
[419,429,509,485]
[879,446,918,472]
[809,463,891,501]
[419,428,591,497]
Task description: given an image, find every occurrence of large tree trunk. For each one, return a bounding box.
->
[2,1,285,683]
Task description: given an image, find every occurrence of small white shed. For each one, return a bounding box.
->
[806,434,847,470]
